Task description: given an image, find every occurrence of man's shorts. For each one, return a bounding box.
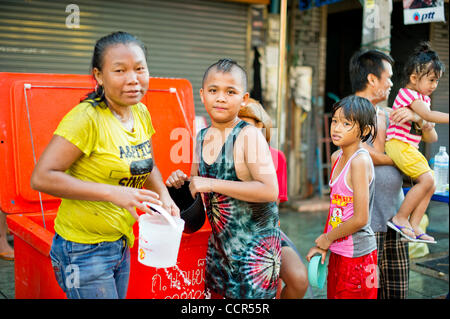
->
[385,138,432,180]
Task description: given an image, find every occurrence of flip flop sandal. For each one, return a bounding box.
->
[0,251,14,261]
[413,233,437,244]
[386,220,416,241]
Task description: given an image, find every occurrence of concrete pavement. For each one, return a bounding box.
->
[0,198,448,299]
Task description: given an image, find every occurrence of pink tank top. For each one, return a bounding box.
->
[325,148,376,258]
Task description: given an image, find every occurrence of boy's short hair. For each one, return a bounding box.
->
[349,49,394,92]
[202,58,248,92]
[331,95,377,143]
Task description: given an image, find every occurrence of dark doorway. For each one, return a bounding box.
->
[325,8,363,114]
[323,7,363,173]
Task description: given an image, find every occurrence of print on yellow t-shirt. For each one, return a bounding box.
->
[53,101,156,247]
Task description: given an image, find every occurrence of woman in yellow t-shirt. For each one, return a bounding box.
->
[31,31,179,299]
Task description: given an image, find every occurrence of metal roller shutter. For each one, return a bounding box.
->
[293,7,323,190]
[0,0,249,116]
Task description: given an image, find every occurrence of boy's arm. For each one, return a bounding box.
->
[410,99,449,124]
[190,127,279,202]
[165,141,199,188]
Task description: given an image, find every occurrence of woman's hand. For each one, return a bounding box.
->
[160,192,180,217]
[165,169,189,189]
[108,186,163,221]
[306,246,327,264]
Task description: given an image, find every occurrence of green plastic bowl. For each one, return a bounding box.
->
[308,255,327,289]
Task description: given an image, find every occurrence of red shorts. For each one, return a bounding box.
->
[327,250,378,299]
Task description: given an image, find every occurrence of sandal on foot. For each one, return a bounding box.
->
[387,220,416,241]
[413,233,437,244]
[0,251,14,261]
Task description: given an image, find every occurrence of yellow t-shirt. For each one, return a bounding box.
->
[53,101,155,247]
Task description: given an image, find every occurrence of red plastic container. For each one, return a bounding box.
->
[0,72,211,299]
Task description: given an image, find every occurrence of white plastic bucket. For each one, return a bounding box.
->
[138,211,185,268]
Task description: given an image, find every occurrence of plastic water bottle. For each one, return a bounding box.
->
[434,146,449,193]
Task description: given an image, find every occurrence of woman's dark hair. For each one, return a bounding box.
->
[83,31,148,106]
[202,58,248,92]
[349,49,394,93]
[403,41,445,86]
[331,95,377,143]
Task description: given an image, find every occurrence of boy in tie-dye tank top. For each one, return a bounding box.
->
[166,59,280,299]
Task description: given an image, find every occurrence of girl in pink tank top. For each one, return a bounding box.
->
[307,95,378,299]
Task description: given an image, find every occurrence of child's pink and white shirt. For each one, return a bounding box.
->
[386,88,431,149]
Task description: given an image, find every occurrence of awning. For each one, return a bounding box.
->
[299,0,344,11]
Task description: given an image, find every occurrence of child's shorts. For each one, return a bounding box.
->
[385,138,432,180]
[327,250,378,299]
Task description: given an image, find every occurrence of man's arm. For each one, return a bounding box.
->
[362,143,394,166]
[363,109,394,166]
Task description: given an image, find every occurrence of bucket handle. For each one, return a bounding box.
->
[143,202,178,229]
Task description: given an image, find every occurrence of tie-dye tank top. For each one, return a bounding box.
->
[197,120,281,299]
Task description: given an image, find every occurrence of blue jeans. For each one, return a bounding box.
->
[50,233,130,299]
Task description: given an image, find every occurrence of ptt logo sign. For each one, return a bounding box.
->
[404,4,445,25]
[413,11,436,22]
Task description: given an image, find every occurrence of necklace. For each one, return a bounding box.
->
[110,107,134,132]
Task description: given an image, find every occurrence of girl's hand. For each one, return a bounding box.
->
[421,121,438,143]
[306,246,327,264]
[160,192,180,217]
[421,121,435,132]
[314,233,333,251]
[188,176,212,198]
[109,186,163,221]
[165,170,189,189]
